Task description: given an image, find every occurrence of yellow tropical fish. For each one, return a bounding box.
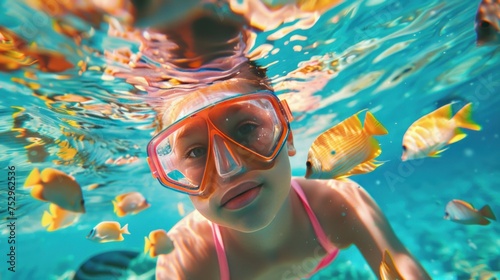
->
[112,192,150,217]
[144,229,175,258]
[380,250,404,280]
[401,103,481,161]
[475,0,500,45]
[41,203,80,231]
[87,221,130,243]
[23,167,85,213]
[444,199,496,225]
[305,110,388,179]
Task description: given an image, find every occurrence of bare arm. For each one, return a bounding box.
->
[336,181,431,280]
[296,178,430,280]
[156,212,220,280]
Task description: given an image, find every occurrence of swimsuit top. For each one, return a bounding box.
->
[210,178,339,279]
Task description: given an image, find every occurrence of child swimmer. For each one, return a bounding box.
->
[125,1,432,279]
[147,74,431,280]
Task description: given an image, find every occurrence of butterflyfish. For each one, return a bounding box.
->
[305,110,388,179]
[41,203,80,231]
[23,167,85,213]
[380,250,404,280]
[87,221,130,243]
[112,192,150,217]
[401,103,481,161]
[475,0,500,45]
[144,229,175,258]
[444,199,496,225]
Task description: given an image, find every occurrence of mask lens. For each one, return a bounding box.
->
[155,117,208,191]
[149,94,289,195]
[209,98,283,157]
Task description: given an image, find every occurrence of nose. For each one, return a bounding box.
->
[212,134,243,178]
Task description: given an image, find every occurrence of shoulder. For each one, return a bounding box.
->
[292,176,370,212]
[292,177,378,247]
[156,211,220,280]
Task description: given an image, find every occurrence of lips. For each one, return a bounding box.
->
[220,182,262,209]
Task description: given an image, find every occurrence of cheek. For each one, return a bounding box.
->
[189,194,224,224]
[265,148,292,188]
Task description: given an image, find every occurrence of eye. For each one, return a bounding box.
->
[306,161,312,168]
[186,147,207,158]
[402,145,407,151]
[480,20,491,28]
[237,122,258,136]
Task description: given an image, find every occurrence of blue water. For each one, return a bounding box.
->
[1,0,499,279]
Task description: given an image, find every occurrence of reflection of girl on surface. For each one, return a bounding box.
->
[130,1,431,279]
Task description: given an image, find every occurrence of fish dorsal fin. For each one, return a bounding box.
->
[448,128,467,144]
[328,111,364,137]
[432,103,453,120]
[479,204,497,221]
[454,199,474,210]
[364,111,388,136]
[115,193,130,202]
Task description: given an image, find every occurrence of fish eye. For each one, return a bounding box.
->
[480,20,491,28]
[444,211,449,217]
[306,161,312,168]
[402,145,407,151]
[81,199,85,205]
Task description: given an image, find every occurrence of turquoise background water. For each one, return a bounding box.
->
[0,0,499,279]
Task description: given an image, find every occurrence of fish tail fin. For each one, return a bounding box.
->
[453,103,482,131]
[30,184,47,201]
[41,210,53,229]
[364,111,388,136]
[380,250,404,280]
[144,236,152,254]
[121,223,130,235]
[24,167,42,188]
[113,201,126,217]
[479,204,497,221]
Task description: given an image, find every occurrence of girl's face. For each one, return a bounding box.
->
[161,79,296,232]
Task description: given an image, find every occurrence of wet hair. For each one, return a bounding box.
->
[152,59,273,134]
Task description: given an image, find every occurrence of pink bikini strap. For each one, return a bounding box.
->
[291,179,337,253]
[210,221,230,280]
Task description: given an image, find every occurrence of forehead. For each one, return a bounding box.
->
[161,79,266,128]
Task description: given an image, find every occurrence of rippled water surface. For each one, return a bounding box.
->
[0,0,499,279]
